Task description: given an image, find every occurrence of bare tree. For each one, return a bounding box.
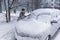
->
[13,0,18,13]
[0,0,2,13]
[4,0,14,23]
[4,0,8,22]
[4,0,11,22]
[27,1,29,12]
[34,0,39,9]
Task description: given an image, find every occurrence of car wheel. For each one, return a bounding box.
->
[59,27,60,29]
[15,38,17,40]
[46,35,51,40]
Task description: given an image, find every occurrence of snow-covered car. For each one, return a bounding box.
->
[15,8,60,40]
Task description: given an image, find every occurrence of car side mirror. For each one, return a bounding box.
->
[51,20,57,24]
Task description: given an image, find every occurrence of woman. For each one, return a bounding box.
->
[17,8,26,21]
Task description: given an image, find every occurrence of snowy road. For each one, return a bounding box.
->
[52,29,60,40]
[0,21,16,40]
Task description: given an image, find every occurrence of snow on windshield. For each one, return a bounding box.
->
[16,19,51,36]
[37,15,51,23]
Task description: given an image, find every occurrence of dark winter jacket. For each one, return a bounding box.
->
[17,11,26,21]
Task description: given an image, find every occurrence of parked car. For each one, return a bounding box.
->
[15,8,60,40]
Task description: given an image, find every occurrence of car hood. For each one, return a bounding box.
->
[16,19,51,35]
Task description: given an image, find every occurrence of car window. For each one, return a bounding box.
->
[36,13,51,23]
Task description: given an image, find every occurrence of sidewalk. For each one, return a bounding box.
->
[0,21,16,40]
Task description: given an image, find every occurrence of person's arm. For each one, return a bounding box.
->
[27,14,31,16]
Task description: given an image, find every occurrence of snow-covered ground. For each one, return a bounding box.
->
[0,21,16,40]
[0,12,17,40]
[54,30,60,40]
[0,8,60,40]
[51,29,60,40]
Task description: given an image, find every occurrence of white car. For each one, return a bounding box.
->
[15,8,60,40]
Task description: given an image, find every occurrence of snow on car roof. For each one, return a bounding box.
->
[32,8,60,16]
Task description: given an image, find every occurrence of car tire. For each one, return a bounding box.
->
[59,27,60,29]
[46,35,51,40]
[15,38,17,40]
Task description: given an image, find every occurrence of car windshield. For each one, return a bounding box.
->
[23,12,51,22]
[35,13,51,23]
